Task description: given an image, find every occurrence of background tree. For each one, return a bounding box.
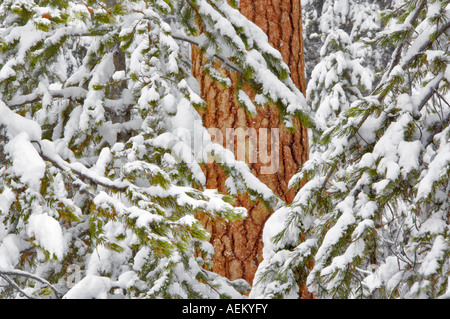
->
[304,0,378,155]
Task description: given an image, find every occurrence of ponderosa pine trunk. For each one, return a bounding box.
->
[192,0,311,297]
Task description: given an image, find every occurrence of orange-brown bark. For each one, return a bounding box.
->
[192,0,311,297]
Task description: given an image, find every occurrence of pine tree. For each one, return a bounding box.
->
[0,0,309,299]
[191,0,310,289]
[251,0,450,299]
[302,0,389,81]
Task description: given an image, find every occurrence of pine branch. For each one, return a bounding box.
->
[5,88,133,110]
[32,140,130,192]
[320,16,450,190]
[385,0,425,77]
[0,272,34,299]
[0,269,63,299]
[416,73,445,112]
[401,19,450,71]
[425,111,450,148]
[172,34,243,75]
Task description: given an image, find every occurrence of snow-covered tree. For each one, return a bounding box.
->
[0,0,308,299]
[252,0,450,299]
[302,0,389,80]
[304,0,377,154]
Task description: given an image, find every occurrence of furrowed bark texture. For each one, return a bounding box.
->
[192,0,310,296]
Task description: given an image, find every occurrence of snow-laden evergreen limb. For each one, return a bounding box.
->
[252,0,450,299]
[304,0,377,154]
[0,0,306,299]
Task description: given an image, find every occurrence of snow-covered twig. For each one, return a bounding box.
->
[0,272,34,299]
[172,34,243,75]
[0,269,63,299]
[320,18,450,190]
[5,88,133,110]
[385,0,425,77]
[415,73,445,112]
[35,141,130,192]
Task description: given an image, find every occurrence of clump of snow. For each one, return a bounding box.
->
[0,234,24,270]
[112,70,126,81]
[0,187,15,215]
[0,101,42,141]
[419,236,447,277]
[237,90,257,115]
[27,213,64,260]
[262,206,297,259]
[63,275,112,299]
[416,142,450,199]
[4,132,46,191]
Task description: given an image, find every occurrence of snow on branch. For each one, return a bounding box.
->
[172,33,243,75]
[0,268,62,299]
[5,87,133,110]
[36,140,130,192]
